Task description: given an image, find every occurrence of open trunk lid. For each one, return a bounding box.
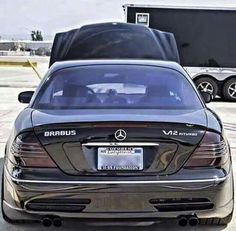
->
[49,22,180,67]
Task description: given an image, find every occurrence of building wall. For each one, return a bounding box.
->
[0,41,52,51]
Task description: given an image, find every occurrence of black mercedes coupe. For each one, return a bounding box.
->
[1,59,234,227]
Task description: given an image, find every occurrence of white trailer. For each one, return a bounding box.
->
[124,4,236,101]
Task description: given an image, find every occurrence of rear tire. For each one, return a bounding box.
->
[222,78,236,101]
[199,213,233,226]
[195,77,218,99]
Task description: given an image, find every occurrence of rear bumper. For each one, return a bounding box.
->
[3,168,234,222]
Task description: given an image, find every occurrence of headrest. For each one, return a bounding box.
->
[63,84,89,97]
[145,85,169,97]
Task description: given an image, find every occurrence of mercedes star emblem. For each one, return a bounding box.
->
[114,129,127,141]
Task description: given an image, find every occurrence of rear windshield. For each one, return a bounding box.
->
[34,65,203,110]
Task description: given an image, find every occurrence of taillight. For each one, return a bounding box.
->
[184,131,229,167]
[10,132,56,168]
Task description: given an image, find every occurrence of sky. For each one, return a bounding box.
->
[1,0,236,40]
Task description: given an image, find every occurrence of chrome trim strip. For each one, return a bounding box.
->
[6,171,227,185]
[3,201,23,212]
[82,142,159,147]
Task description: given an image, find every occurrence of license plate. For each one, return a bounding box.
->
[97,147,143,170]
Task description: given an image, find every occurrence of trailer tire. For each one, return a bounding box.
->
[222,78,236,101]
[195,77,218,99]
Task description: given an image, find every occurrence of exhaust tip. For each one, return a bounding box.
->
[42,217,52,227]
[53,218,62,227]
[178,216,188,227]
[189,217,199,226]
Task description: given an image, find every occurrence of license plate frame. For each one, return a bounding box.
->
[97,147,143,171]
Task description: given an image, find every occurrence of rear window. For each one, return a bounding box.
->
[34,65,203,110]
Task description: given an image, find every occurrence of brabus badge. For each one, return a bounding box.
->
[44,130,76,137]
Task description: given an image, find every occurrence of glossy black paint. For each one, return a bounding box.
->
[18,91,34,104]
[49,23,180,66]
[2,60,234,225]
[200,92,213,103]
[32,109,206,176]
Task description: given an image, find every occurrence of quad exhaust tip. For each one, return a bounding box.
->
[189,216,199,226]
[42,217,52,227]
[178,215,199,227]
[178,216,188,227]
[42,217,62,227]
[42,215,198,227]
[53,217,62,227]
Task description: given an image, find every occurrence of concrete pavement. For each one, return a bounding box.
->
[0,56,48,88]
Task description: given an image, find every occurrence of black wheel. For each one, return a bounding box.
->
[222,78,236,101]
[195,77,218,99]
[199,212,233,226]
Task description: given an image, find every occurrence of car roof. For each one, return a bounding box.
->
[48,59,187,77]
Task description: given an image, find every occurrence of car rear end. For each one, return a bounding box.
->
[2,61,233,226]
